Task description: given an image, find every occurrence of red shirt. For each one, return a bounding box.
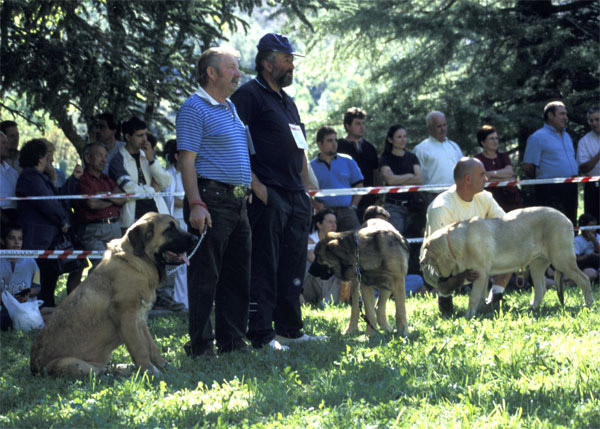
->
[74,170,121,224]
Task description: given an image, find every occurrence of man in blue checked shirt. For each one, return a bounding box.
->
[310,126,364,231]
[176,46,253,357]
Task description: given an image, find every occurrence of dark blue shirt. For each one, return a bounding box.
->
[231,75,305,191]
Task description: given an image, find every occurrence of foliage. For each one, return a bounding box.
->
[2,278,599,427]
[290,0,600,158]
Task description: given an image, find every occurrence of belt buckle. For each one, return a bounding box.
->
[233,185,249,199]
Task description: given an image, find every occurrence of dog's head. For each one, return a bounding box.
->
[313,231,356,281]
[124,212,198,268]
[420,225,458,279]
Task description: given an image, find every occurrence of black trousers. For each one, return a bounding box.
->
[583,182,599,220]
[246,186,312,348]
[37,259,60,308]
[185,180,251,354]
[535,183,578,226]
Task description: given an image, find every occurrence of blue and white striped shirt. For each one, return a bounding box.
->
[176,87,252,187]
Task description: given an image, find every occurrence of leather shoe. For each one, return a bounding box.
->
[438,295,454,316]
[218,339,253,354]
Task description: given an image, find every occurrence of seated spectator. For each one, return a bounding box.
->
[73,143,125,271]
[474,125,522,212]
[0,131,18,226]
[162,139,189,309]
[15,139,77,308]
[379,124,423,235]
[0,224,41,330]
[302,209,343,306]
[574,213,599,284]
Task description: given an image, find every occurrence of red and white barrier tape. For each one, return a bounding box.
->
[308,175,600,198]
[1,175,598,201]
[3,224,598,258]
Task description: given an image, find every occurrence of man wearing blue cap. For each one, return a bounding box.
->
[231,33,325,350]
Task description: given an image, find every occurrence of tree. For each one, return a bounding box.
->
[0,0,272,153]
[290,0,599,159]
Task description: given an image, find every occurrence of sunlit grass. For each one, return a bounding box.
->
[1,280,599,427]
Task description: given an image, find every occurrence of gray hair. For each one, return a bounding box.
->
[255,50,279,73]
[196,46,241,87]
[426,111,445,128]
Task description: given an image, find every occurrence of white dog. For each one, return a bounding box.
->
[420,206,594,318]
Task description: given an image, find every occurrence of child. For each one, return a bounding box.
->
[1,224,41,330]
[574,213,600,284]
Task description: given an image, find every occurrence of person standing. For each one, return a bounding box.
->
[576,106,600,217]
[94,113,124,173]
[177,46,253,356]
[379,124,423,235]
[337,107,380,221]
[523,101,578,225]
[310,126,364,232]
[231,33,324,350]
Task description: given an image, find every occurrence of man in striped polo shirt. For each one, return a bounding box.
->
[176,46,253,357]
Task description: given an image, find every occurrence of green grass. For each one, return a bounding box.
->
[1,281,599,428]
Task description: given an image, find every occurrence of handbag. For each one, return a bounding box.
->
[52,232,87,274]
[1,291,44,331]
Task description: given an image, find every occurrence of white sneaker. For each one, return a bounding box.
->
[267,339,289,351]
[275,334,328,345]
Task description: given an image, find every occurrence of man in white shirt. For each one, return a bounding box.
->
[576,106,600,216]
[414,111,463,186]
[0,131,19,225]
[421,157,511,315]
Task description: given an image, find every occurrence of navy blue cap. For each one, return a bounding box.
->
[257,33,304,57]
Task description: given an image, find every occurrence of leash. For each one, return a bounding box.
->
[166,229,206,276]
[354,231,376,331]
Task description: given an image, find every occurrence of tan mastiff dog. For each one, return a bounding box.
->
[30,213,198,377]
[420,206,594,318]
[313,218,410,336]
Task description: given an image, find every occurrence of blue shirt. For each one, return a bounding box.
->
[523,123,578,178]
[176,87,252,187]
[231,75,305,191]
[310,153,364,207]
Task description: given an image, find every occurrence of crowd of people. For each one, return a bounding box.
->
[1,34,598,352]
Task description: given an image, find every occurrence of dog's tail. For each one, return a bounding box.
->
[554,270,565,306]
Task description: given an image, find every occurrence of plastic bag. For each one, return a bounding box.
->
[1,291,44,331]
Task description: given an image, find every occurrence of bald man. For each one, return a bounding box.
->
[421,157,512,315]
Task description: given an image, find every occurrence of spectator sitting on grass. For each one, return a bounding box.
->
[574,213,599,284]
[0,224,43,330]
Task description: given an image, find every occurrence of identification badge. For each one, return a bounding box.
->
[289,124,308,150]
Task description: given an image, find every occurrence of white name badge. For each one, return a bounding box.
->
[289,124,308,150]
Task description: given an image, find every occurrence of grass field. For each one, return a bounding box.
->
[1,281,599,428]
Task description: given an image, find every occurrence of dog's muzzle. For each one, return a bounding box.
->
[308,260,334,280]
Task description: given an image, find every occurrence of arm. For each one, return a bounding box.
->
[350,181,363,207]
[301,154,312,191]
[307,236,316,263]
[180,150,211,231]
[485,164,515,180]
[380,164,424,185]
[251,171,268,205]
[579,150,600,174]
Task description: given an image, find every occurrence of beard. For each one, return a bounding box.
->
[274,68,293,87]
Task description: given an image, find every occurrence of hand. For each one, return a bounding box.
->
[62,224,70,233]
[141,141,155,163]
[72,164,83,179]
[253,182,268,205]
[188,204,211,232]
[464,269,480,282]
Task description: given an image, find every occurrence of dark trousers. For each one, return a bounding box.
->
[184,181,251,354]
[37,259,60,308]
[536,183,578,226]
[583,182,599,219]
[247,186,312,348]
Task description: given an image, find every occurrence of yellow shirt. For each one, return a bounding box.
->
[424,185,505,239]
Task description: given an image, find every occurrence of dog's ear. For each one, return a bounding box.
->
[328,236,352,261]
[127,220,154,257]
